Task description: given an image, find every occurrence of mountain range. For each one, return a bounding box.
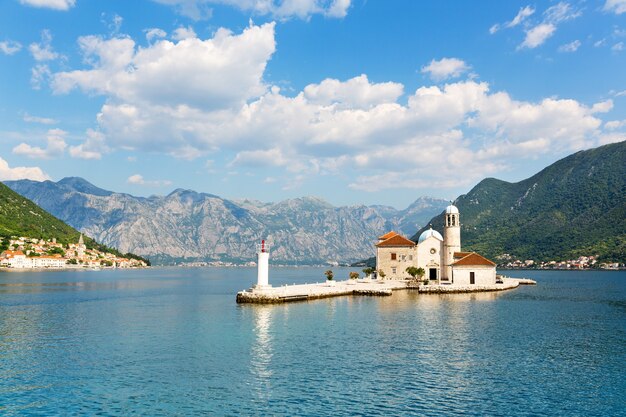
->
[413,140,626,263]
[4,177,448,265]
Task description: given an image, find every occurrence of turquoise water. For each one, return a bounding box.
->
[0,268,624,416]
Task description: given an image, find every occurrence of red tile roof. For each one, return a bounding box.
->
[378,231,398,240]
[376,234,416,247]
[453,252,472,259]
[452,252,496,267]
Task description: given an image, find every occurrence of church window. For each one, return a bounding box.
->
[401,255,405,261]
[408,255,413,261]
[391,253,396,261]
[392,267,397,274]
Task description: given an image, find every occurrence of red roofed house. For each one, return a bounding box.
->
[375,204,497,285]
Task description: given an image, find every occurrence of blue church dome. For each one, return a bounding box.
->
[418,228,443,243]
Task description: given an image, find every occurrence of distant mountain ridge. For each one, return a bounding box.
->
[413,141,626,263]
[5,178,448,265]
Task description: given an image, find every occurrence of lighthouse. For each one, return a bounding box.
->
[256,239,270,288]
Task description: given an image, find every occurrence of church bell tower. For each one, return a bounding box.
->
[443,204,461,282]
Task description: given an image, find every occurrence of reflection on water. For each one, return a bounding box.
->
[0,268,624,416]
[250,306,273,403]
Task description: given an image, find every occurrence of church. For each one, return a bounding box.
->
[375,204,497,286]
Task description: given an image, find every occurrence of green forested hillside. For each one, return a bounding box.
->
[0,181,84,244]
[0,182,150,264]
[413,141,626,263]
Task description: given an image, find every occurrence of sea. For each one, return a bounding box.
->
[0,267,624,416]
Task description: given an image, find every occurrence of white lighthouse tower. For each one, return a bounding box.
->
[255,239,270,289]
[443,204,461,282]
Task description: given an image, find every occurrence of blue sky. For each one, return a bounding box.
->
[0,0,625,208]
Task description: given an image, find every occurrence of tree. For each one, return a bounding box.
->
[349,271,359,280]
[325,270,334,281]
[362,267,374,278]
[378,269,386,279]
[406,266,426,280]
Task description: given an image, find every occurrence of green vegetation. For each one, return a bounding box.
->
[325,270,334,281]
[0,182,150,265]
[349,271,359,280]
[362,267,375,278]
[413,141,626,263]
[406,266,425,280]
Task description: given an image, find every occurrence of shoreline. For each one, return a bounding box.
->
[236,277,536,304]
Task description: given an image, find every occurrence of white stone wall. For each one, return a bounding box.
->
[376,246,417,279]
[452,266,496,286]
[416,237,443,281]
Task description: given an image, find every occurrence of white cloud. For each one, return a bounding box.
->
[127,174,172,187]
[303,74,403,109]
[615,90,626,97]
[29,30,59,61]
[30,64,51,90]
[0,157,50,181]
[52,23,276,112]
[145,28,167,42]
[69,129,108,160]
[52,25,611,193]
[508,5,535,27]
[544,2,581,24]
[612,42,624,51]
[504,3,581,50]
[603,0,626,15]
[23,113,58,124]
[490,5,535,34]
[605,119,626,130]
[12,128,67,159]
[591,100,613,113]
[19,0,75,10]
[558,39,581,52]
[0,40,22,55]
[519,23,556,49]
[421,58,470,81]
[172,26,197,41]
[152,0,351,20]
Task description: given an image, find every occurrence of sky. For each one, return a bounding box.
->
[0,0,625,209]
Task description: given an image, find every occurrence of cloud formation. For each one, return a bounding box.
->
[0,157,50,181]
[127,174,172,187]
[603,0,626,15]
[421,58,470,81]
[50,24,611,192]
[29,30,59,61]
[558,39,581,53]
[19,0,75,10]
[519,2,581,49]
[0,40,22,55]
[12,128,67,159]
[152,0,351,20]
[23,113,58,124]
[490,5,535,34]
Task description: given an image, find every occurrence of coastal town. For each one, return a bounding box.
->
[496,254,623,270]
[0,235,148,269]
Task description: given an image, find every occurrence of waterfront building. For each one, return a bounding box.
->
[375,204,497,285]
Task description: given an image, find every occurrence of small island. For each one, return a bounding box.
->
[237,205,536,304]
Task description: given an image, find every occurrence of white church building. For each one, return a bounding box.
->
[375,204,497,286]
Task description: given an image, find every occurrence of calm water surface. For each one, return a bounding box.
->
[0,268,624,416]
